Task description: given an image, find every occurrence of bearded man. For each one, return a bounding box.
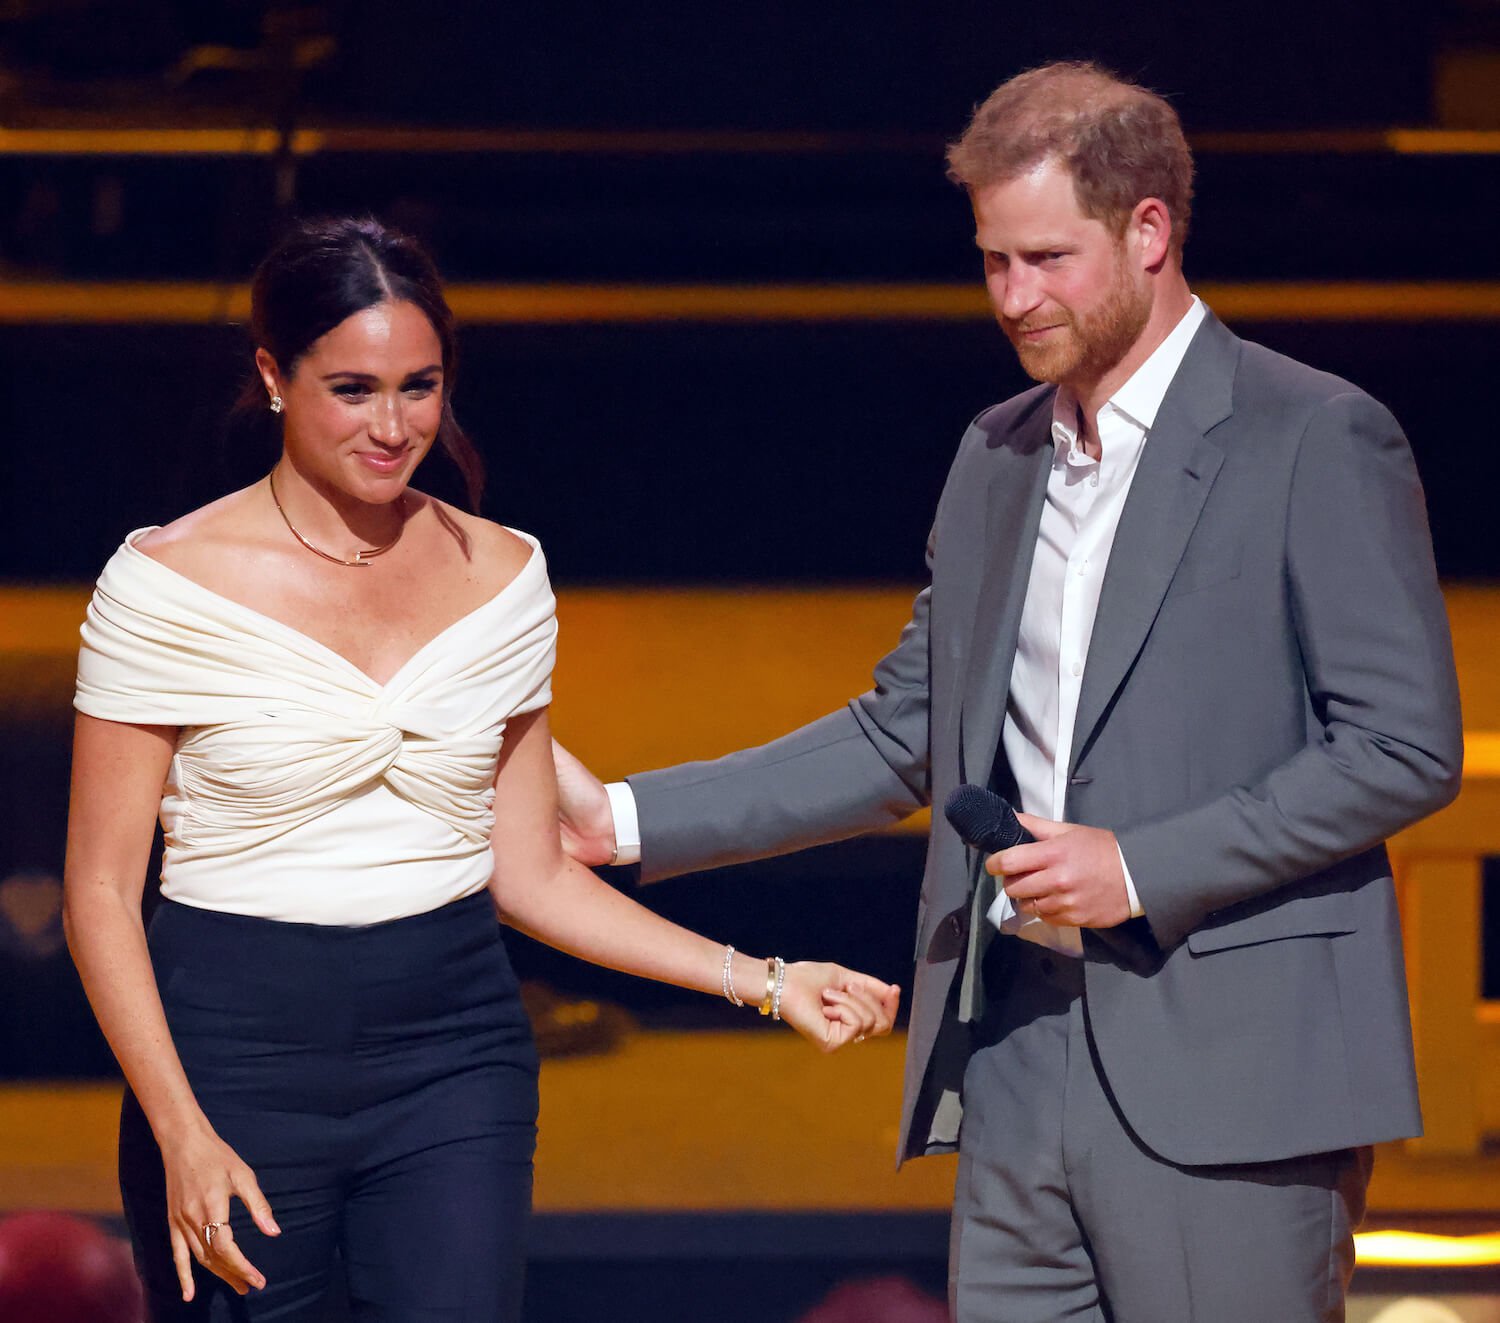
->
[555,62,1462,1321]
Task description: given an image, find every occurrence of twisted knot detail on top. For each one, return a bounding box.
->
[75,527,557,888]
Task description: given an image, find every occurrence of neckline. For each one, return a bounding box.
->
[119,526,542,692]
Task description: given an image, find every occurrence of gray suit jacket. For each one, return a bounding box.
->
[629,311,1463,1167]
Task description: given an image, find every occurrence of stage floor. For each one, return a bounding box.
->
[4,1029,1499,1318]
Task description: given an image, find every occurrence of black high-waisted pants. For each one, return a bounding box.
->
[120,891,539,1322]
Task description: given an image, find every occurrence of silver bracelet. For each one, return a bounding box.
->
[721,945,744,1007]
[771,955,787,1021]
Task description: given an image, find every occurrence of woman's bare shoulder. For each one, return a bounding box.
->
[133,486,270,581]
[415,496,537,585]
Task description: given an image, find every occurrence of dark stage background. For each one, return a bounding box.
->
[1,0,1495,581]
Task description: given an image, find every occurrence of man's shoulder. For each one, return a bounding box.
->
[942,383,1057,472]
[1231,332,1374,412]
[1222,332,1408,451]
[936,384,1056,485]
[968,381,1056,439]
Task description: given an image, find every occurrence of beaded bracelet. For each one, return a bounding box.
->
[721,945,744,1007]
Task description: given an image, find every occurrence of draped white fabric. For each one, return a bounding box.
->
[75,527,557,924]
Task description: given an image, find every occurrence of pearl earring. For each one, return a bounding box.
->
[269,395,284,414]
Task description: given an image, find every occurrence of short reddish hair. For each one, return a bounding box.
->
[946,62,1195,251]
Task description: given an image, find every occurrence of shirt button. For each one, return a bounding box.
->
[1072,661,1083,676]
[1090,474,1100,487]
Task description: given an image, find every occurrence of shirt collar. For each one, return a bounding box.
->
[1050,295,1206,454]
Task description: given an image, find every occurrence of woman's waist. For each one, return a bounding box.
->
[148,885,503,994]
[157,847,494,928]
[147,890,533,1072]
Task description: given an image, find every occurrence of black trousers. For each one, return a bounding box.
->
[120,892,539,1322]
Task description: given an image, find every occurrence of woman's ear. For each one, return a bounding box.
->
[254,348,283,405]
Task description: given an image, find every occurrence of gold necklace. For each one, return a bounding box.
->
[267,469,406,568]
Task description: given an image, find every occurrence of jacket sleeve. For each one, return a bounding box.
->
[628,536,935,884]
[1119,390,1464,949]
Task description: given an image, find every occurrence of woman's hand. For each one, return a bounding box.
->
[162,1123,280,1301]
[777,963,900,1052]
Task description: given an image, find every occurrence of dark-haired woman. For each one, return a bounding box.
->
[64,218,900,1322]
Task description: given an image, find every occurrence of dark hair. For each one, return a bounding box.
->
[946,61,1194,253]
[233,216,484,510]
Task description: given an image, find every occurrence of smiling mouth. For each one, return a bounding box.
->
[359,449,409,470]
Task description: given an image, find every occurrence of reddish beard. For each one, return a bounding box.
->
[1002,253,1150,388]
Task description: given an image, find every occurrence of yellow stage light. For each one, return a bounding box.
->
[1356,1230,1500,1268]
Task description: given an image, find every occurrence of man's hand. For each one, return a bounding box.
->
[987,813,1131,929]
[550,739,618,867]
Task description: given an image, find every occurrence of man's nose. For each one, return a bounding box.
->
[1000,267,1043,321]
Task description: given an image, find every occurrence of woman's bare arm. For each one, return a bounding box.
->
[488,709,899,1048]
[64,713,277,1301]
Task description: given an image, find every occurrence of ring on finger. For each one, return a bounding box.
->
[203,1221,226,1251]
[855,1034,866,1043]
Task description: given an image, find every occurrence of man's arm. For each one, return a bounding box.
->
[553,527,937,882]
[1118,391,1463,949]
[628,569,934,882]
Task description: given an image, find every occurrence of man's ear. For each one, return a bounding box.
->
[1131,197,1174,272]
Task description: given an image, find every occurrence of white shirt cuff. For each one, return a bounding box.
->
[1118,843,1144,918]
[604,781,642,866]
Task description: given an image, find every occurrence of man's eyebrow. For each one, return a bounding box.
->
[975,239,1073,254]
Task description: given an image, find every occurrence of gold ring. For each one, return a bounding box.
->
[203,1222,226,1250]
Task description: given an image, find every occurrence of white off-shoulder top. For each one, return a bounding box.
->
[75,527,557,925]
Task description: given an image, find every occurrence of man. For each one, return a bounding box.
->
[555,62,1463,1321]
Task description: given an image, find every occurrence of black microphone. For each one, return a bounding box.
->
[943,783,1157,973]
[944,783,1033,856]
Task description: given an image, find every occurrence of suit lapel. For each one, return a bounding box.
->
[1069,313,1239,771]
[959,401,1053,786]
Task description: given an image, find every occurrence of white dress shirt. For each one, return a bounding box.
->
[608,299,1207,956]
[993,297,1206,954]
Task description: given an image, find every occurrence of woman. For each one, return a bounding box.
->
[64,217,899,1322]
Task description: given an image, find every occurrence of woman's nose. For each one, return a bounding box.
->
[370,394,405,444]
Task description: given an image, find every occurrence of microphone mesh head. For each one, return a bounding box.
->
[944,783,1008,844]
